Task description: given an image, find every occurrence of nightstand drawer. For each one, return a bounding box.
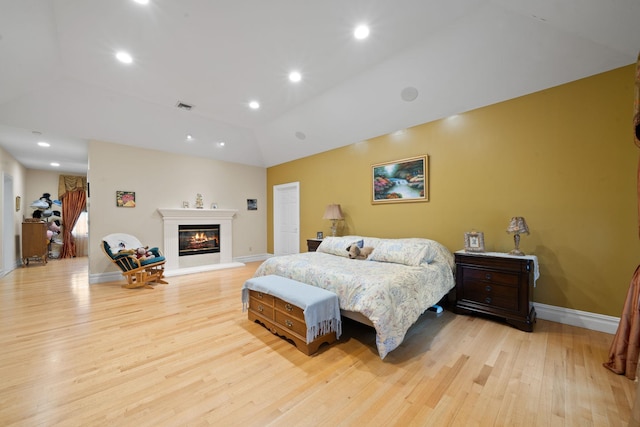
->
[459,281,518,311]
[463,268,519,287]
[307,239,322,252]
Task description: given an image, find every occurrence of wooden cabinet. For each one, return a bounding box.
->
[22,221,48,266]
[306,239,322,252]
[247,290,336,355]
[454,253,536,332]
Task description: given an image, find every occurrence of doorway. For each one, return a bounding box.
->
[273,182,300,256]
[2,173,15,276]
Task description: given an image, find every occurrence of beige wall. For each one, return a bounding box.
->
[267,64,639,317]
[88,140,267,277]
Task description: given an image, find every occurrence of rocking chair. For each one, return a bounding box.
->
[101,233,167,289]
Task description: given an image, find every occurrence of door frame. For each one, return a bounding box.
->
[2,173,16,276]
[273,182,300,256]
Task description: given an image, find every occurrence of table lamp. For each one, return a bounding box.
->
[506,216,529,256]
[323,204,344,237]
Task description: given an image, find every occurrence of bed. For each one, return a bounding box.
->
[253,236,455,359]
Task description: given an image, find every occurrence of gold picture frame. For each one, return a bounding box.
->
[372,155,428,204]
[464,231,485,252]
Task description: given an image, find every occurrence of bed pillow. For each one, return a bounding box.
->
[368,240,435,266]
[316,236,363,257]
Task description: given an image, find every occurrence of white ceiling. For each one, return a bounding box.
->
[0,0,638,174]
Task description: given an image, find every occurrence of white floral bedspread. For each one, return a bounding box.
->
[253,250,455,359]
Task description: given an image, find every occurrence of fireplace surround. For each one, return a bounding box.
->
[157,208,243,276]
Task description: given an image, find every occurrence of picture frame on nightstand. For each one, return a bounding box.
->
[464,231,485,252]
[316,231,323,239]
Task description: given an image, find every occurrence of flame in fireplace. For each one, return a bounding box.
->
[187,232,219,249]
[191,232,208,244]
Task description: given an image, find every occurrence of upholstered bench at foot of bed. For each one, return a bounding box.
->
[242,275,342,355]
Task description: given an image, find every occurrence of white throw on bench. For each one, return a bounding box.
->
[242,274,341,343]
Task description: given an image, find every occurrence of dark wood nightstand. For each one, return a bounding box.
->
[454,252,537,332]
[306,239,323,252]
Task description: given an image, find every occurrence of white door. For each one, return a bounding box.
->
[273,182,300,256]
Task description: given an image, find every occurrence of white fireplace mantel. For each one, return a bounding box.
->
[157,208,238,220]
[157,208,243,276]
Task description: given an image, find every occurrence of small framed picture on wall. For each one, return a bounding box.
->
[116,191,136,208]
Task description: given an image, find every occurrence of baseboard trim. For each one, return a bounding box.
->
[89,271,123,284]
[89,260,250,284]
[534,302,620,334]
[233,253,271,263]
[164,262,246,278]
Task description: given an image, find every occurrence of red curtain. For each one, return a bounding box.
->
[60,190,86,258]
[603,53,640,380]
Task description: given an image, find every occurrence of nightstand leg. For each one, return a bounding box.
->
[505,307,537,332]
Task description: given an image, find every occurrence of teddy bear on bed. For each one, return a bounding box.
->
[346,243,374,260]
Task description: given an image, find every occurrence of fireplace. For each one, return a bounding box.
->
[157,208,243,276]
[178,224,220,256]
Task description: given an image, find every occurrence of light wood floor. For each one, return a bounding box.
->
[0,258,636,426]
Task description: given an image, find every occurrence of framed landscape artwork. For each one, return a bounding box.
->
[372,155,429,204]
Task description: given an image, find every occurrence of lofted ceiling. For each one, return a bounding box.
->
[0,0,638,174]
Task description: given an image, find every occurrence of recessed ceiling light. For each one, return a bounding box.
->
[133,0,149,4]
[115,51,133,64]
[50,162,60,167]
[217,142,225,147]
[354,25,370,40]
[249,100,260,109]
[186,134,193,140]
[400,86,419,102]
[37,141,50,147]
[288,71,302,83]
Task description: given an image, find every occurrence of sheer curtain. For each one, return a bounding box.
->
[72,211,88,257]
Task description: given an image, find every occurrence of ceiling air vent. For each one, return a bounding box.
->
[176,101,193,111]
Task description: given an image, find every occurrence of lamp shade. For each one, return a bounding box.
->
[323,204,344,220]
[506,217,529,235]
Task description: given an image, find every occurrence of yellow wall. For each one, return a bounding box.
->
[267,64,639,317]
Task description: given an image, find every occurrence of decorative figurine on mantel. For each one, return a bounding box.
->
[195,193,204,209]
